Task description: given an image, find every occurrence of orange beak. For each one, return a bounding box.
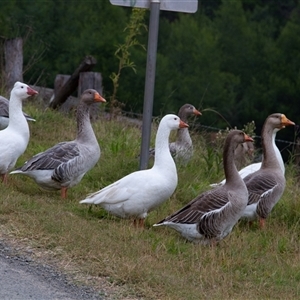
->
[179,120,189,128]
[244,133,254,143]
[193,108,202,116]
[280,114,295,128]
[94,92,106,103]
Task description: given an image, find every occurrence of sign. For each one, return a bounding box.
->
[110,0,198,14]
[110,0,198,169]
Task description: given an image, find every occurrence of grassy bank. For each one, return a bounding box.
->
[0,103,299,299]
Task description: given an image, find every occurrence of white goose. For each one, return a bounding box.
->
[0,95,36,130]
[80,114,189,227]
[10,89,106,198]
[154,130,253,244]
[0,82,38,183]
[242,113,295,228]
[149,104,201,164]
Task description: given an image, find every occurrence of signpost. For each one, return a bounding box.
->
[110,0,198,169]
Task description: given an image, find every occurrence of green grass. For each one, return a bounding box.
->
[1,102,299,299]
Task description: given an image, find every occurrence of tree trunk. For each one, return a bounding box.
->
[49,56,97,109]
[4,38,23,92]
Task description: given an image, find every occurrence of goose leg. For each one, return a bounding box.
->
[61,186,68,199]
[138,218,145,228]
[1,173,8,184]
[133,218,145,228]
[259,218,265,229]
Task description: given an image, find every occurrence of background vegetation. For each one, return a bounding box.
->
[0,1,300,140]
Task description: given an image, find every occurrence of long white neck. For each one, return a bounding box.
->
[153,125,176,172]
[8,94,29,138]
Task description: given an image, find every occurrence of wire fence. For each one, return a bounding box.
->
[121,109,300,148]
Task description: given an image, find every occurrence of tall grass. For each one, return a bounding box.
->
[0,103,299,299]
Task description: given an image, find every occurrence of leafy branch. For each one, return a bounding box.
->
[109,8,147,119]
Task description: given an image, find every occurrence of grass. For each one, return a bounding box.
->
[1,101,300,299]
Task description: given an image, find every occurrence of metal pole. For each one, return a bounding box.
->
[139,0,160,170]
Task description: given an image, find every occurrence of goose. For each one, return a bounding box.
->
[153,130,253,244]
[0,95,36,129]
[80,114,189,227]
[241,113,295,228]
[10,89,106,198]
[0,82,38,183]
[149,104,201,164]
[210,129,286,187]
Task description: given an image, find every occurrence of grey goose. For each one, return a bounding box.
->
[10,89,106,198]
[154,130,253,244]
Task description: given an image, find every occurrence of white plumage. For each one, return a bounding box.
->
[0,95,36,129]
[0,82,38,183]
[80,114,189,227]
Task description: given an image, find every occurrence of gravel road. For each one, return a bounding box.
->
[0,240,102,300]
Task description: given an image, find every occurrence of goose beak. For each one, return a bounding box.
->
[94,92,106,103]
[280,114,295,128]
[193,108,202,116]
[244,133,254,143]
[179,120,189,128]
[27,87,38,96]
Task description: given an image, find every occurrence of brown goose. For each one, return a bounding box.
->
[154,130,253,244]
[10,89,106,198]
[242,113,295,228]
[149,104,201,164]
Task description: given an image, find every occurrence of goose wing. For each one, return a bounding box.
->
[19,141,80,171]
[157,188,229,224]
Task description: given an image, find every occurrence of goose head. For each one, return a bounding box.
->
[81,89,106,105]
[226,130,254,150]
[11,81,38,99]
[162,114,189,131]
[266,113,295,132]
[178,104,201,122]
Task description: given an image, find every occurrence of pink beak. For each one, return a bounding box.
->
[27,86,38,96]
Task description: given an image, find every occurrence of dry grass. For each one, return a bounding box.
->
[0,102,299,299]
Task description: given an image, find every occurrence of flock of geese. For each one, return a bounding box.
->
[0,81,295,245]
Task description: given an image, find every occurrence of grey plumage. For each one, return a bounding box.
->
[154,130,253,244]
[10,89,106,198]
[242,113,295,227]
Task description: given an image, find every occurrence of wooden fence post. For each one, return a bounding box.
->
[4,37,23,92]
[49,55,97,109]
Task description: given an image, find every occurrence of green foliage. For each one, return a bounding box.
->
[1,1,300,146]
[109,8,146,118]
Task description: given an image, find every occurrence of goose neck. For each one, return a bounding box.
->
[154,125,173,166]
[223,141,240,184]
[76,102,95,143]
[8,95,28,131]
[261,127,281,169]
